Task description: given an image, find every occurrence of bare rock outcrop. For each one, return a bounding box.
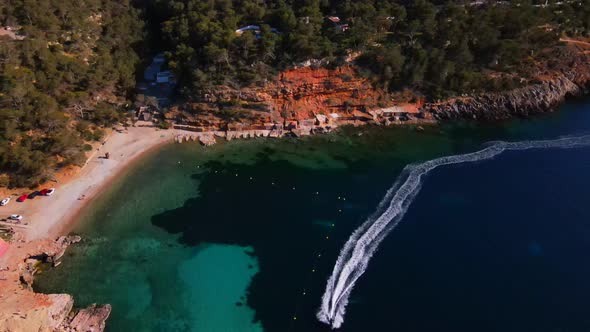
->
[0,236,110,332]
[421,75,584,120]
[60,304,112,332]
[198,134,216,146]
[422,46,590,120]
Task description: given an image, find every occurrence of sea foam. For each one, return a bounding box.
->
[317,135,590,329]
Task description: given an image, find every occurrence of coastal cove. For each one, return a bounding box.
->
[33,96,590,331]
[3,1,590,331]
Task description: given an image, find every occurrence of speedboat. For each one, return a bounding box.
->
[0,198,9,206]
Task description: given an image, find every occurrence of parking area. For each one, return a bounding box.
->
[0,190,55,226]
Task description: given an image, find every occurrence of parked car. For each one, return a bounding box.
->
[40,188,55,196]
[8,214,22,221]
[0,197,9,206]
[17,195,27,202]
[28,191,41,199]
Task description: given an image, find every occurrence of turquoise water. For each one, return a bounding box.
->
[179,244,261,332]
[35,98,590,331]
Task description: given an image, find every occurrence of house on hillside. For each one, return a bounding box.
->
[326,15,349,32]
[0,26,25,40]
[136,105,159,122]
[144,62,162,81]
[338,24,349,32]
[139,107,153,121]
[235,25,280,39]
[143,53,167,81]
[156,70,175,84]
[153,53,166,64]
[235,25,260,35]
[139,53,177,108]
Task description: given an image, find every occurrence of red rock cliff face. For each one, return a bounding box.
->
[176,40,590,131]
[258,66,389,120]
[177,66,391,131]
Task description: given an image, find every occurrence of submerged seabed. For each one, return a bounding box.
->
[35,98,590,332]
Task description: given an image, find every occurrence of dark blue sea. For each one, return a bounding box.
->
[36,97,590,331]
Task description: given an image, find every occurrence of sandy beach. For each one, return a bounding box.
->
[0,127,185,331]
[0,127,179,242]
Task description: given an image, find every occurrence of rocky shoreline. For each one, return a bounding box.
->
[2,87,589,331]
[166,43,590,147]
[0,236,111,332]
[2,41,590,332]
[422,44,590,120]
[422,74,587,121]
[171,68,589,147]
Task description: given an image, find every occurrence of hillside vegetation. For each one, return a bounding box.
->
[146,0,590,98]
[1,0,590,187]
[0,0,142,187]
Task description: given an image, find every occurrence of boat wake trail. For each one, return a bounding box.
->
[317,135,590,329]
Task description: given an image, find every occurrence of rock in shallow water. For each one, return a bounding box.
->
[60,304,112,332]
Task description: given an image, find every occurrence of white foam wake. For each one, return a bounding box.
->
[317,135,590,329]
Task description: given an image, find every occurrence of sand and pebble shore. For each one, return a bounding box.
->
[0,126,179,331]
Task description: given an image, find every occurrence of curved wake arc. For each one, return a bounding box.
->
[317,135,590,329]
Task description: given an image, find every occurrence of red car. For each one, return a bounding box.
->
[17,194,27,202]
[39,188,56,196]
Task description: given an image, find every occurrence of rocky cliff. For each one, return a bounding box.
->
[260,66,389,120]
[169,65,391,133]
[421,75,584,120]
[421,44,590,120]
[175,41,590,135]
